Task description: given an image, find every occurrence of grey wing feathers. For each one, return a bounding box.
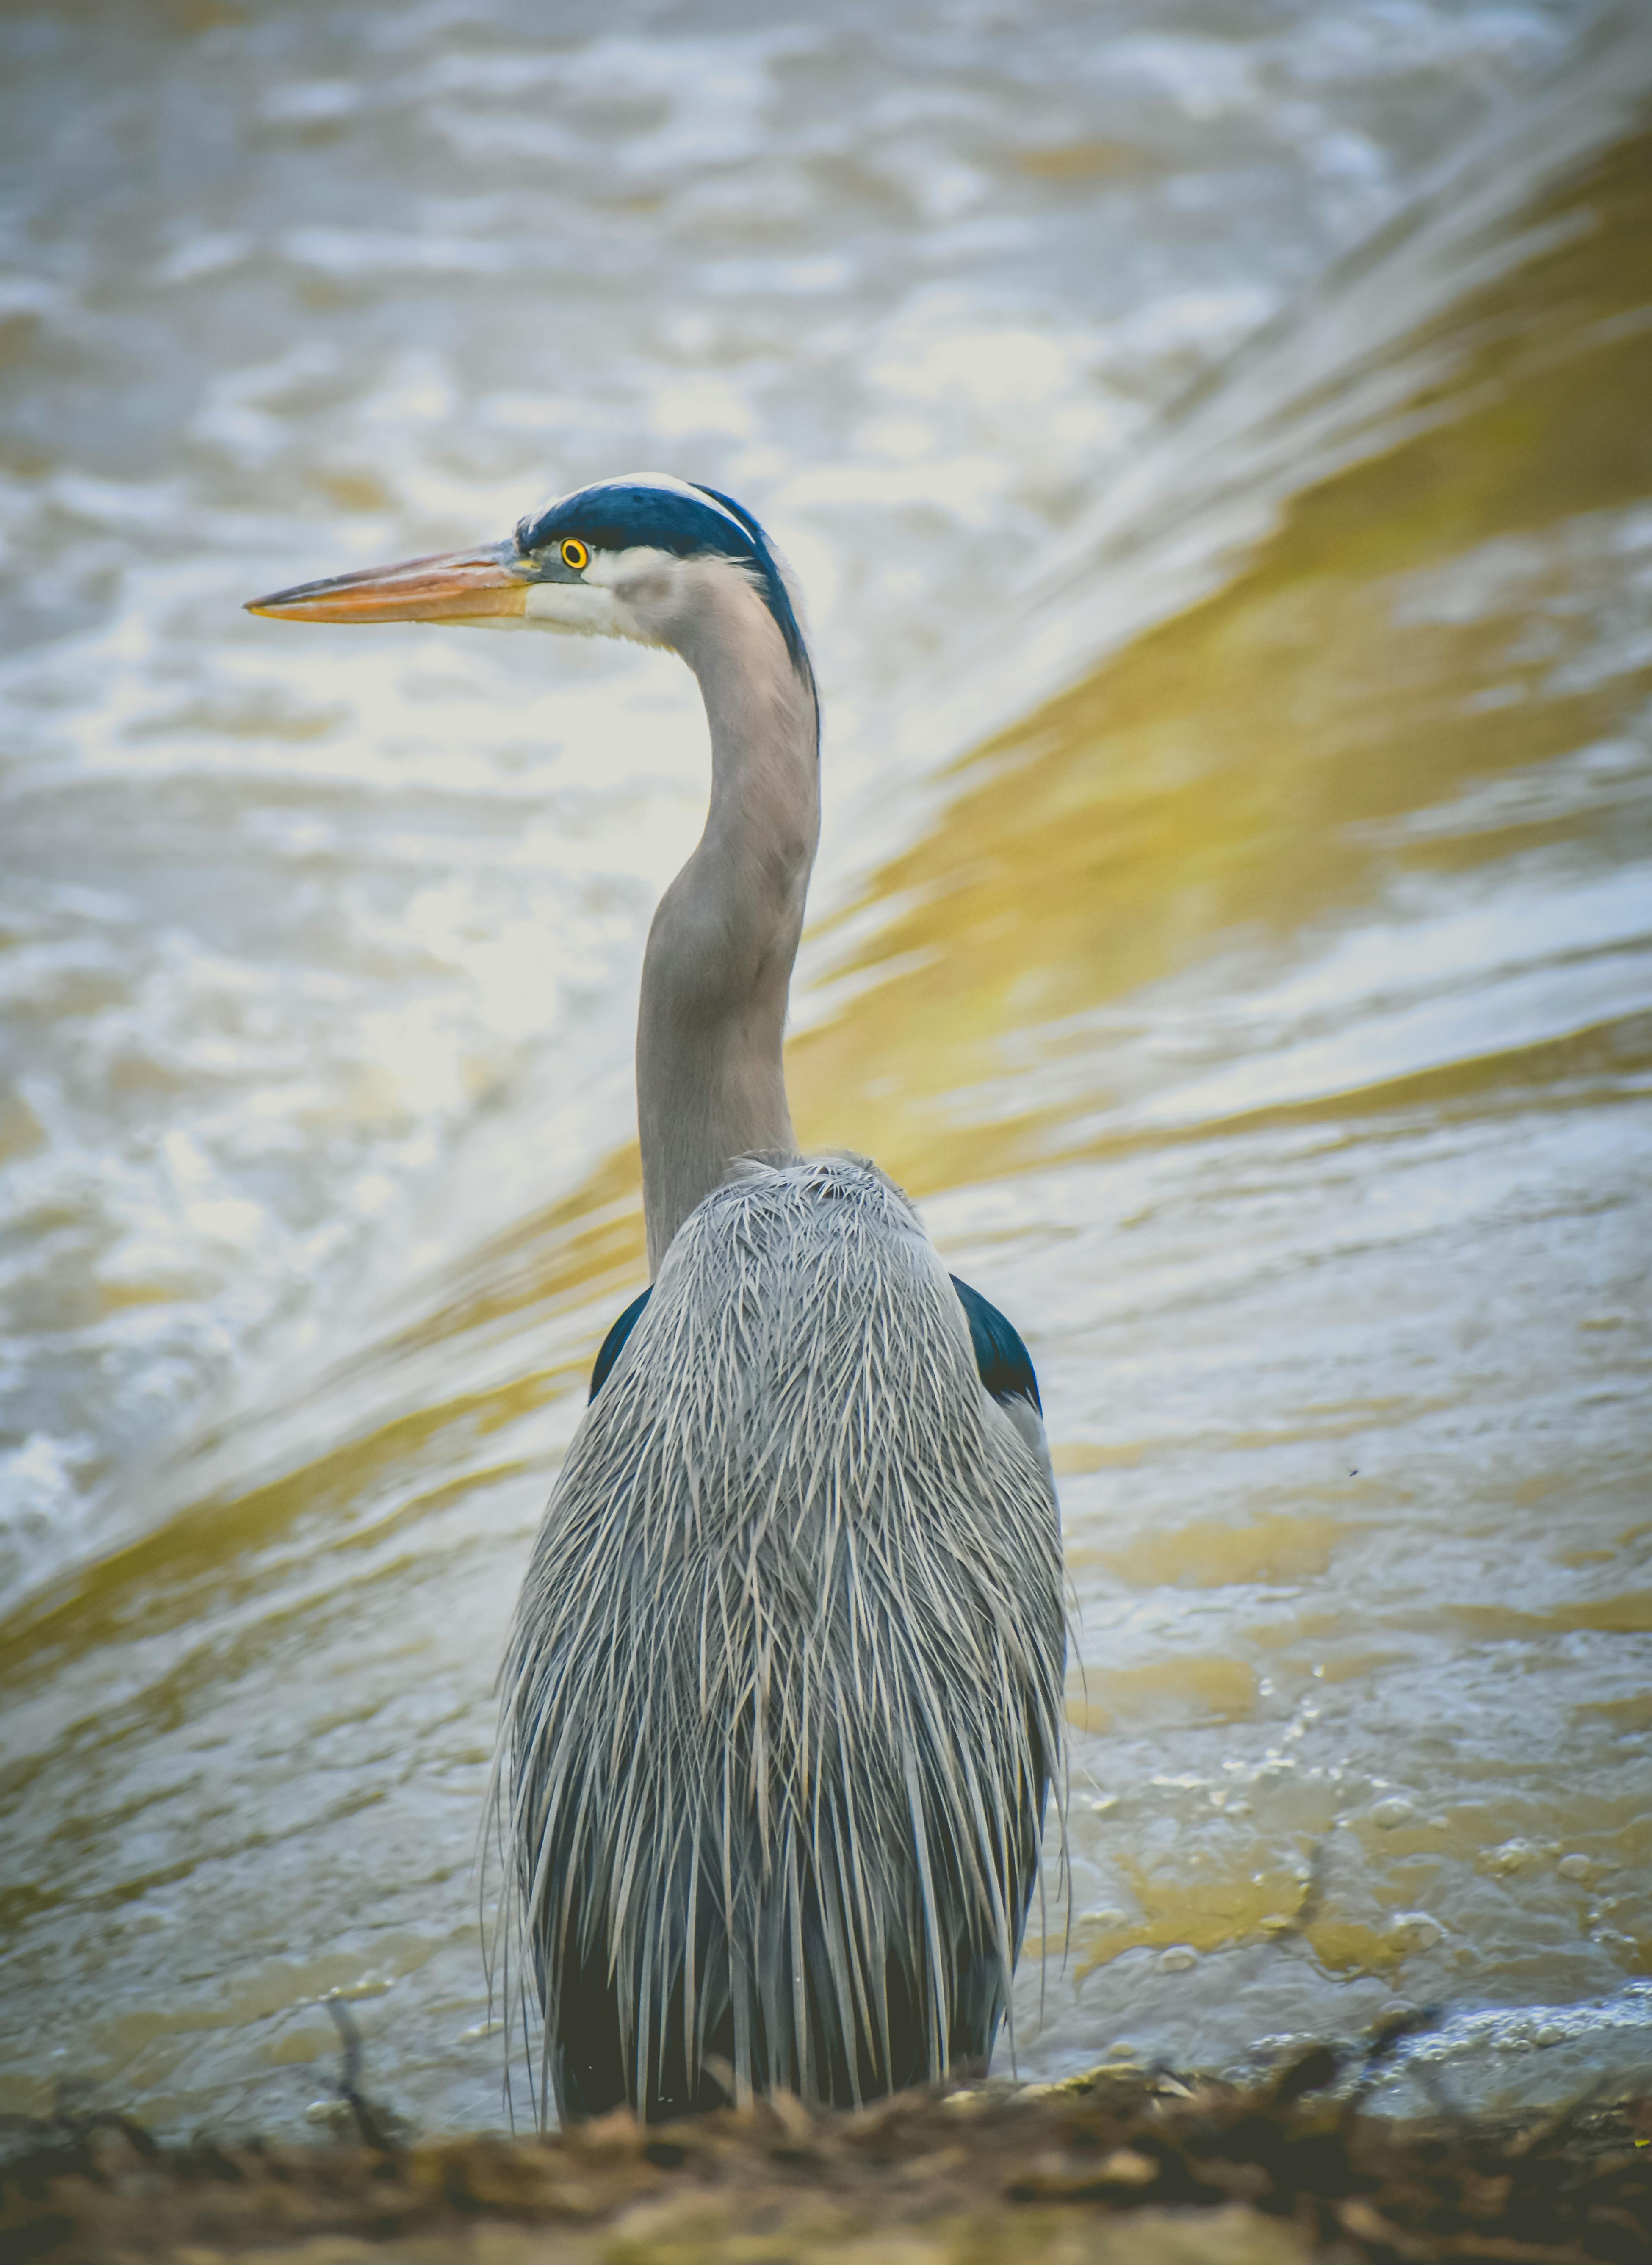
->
[491,1155,1065,2121]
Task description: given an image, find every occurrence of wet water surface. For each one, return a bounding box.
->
[1,1,1649,2140]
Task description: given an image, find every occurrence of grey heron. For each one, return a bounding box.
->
[248,476,1066,2124]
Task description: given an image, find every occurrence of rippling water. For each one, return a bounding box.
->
[2,0,1649,2141]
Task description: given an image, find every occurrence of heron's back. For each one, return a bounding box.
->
[496,1155,1064,2121]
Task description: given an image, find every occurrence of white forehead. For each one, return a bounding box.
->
[532,472,750,539]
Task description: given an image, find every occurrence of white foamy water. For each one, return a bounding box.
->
[0,0,1589,1598]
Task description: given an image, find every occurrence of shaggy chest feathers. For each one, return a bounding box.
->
[495,1156,1065,2117]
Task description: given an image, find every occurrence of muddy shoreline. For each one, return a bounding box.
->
[5,2061,1648,2263]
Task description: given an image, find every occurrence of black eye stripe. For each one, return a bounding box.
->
[515,481,813,688]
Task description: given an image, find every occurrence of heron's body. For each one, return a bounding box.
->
[249,474,1065,2123]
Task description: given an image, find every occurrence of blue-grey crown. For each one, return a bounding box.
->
[516,476,812,683]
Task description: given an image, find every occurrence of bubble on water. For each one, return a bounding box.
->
[1387,1912,1444,1953]
[1397,1984,1652,2071]
[324,1976,391,2003]
[1483,1838,1544,1875]
[1157,1945,1198,1972]
[1370,1796,1417,1829]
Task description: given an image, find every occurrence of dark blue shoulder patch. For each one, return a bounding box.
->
[592,1277,1040,1413]
[951,1276,1042,1414]
[589,1286,652,1402]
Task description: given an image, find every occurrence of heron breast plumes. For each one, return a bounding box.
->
[492,1155,1065,2123]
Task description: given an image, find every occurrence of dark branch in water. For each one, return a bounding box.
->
[1361,2005,1445,2071]
[325,1998,398,2155]
[1271,2042,1341,2106]
[1339,2003,1449,2121]
[0,2103,158,2174]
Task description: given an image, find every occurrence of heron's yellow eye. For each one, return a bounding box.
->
[560,537,589,572]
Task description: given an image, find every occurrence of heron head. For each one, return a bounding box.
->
[246,473,811,680]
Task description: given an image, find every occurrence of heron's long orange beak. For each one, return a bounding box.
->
[246,543,530,625]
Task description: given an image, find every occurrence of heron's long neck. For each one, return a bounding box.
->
[637,585,819,1274]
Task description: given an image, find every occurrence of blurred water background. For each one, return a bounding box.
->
[1,0,1649,2140]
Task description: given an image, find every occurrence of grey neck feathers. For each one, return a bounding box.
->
[637,566,820,1274]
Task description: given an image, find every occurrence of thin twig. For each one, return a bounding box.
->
[325,1998,398,2154]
